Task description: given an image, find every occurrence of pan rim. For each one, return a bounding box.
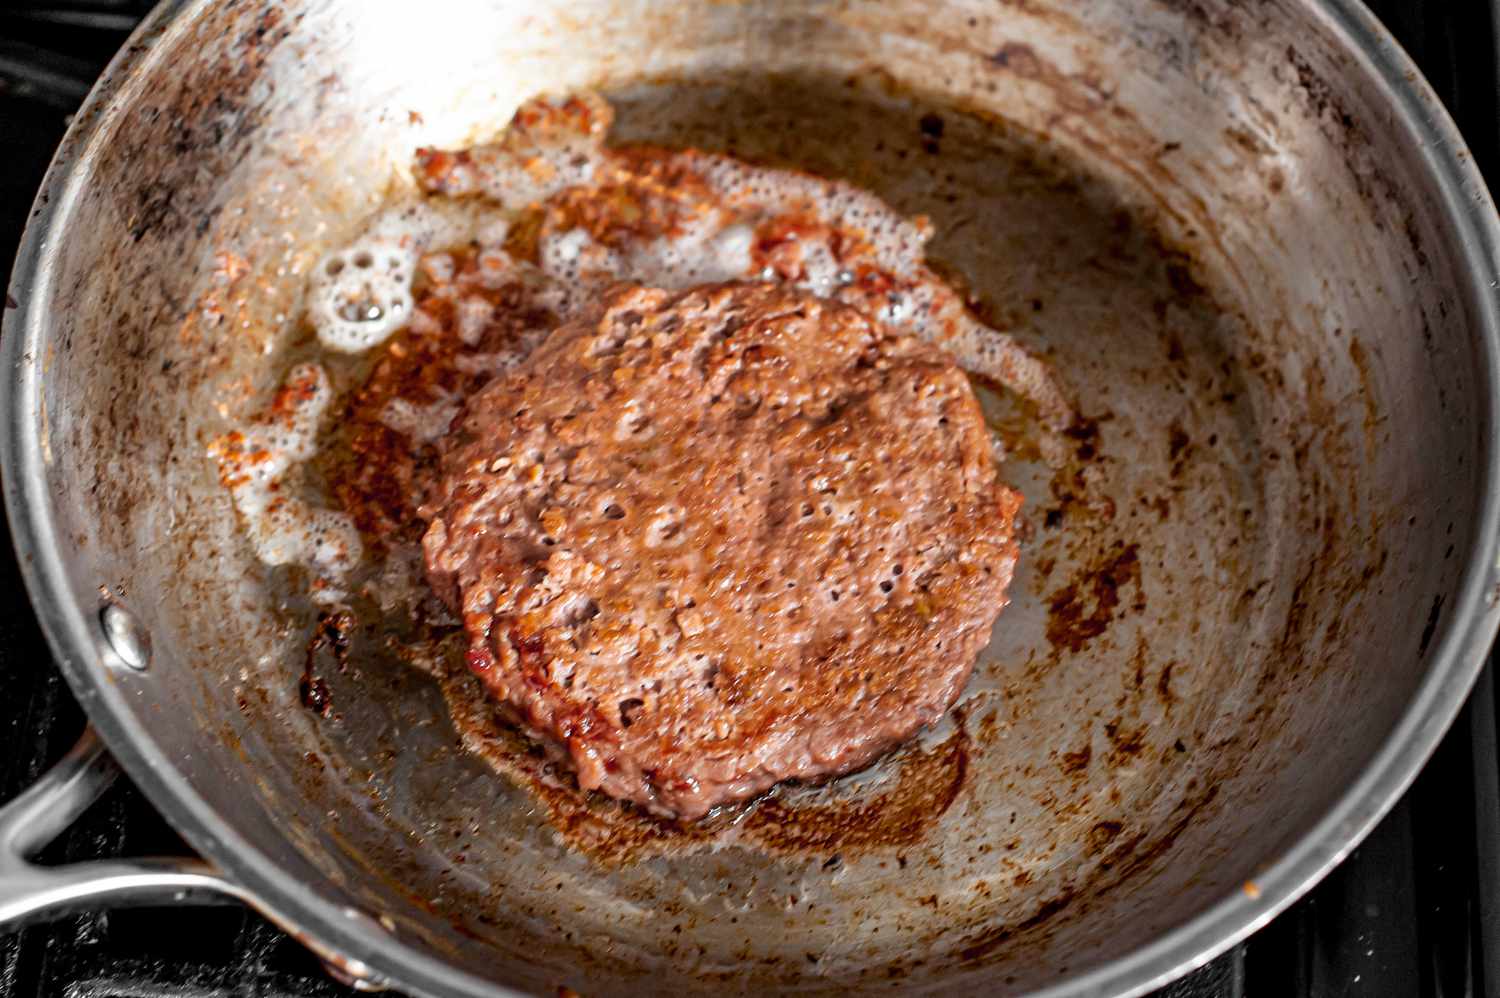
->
[3,1,1498,996]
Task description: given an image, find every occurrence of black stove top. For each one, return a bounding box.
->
[2,3,1498,996]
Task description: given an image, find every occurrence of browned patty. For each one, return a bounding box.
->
[420,282,1021,818]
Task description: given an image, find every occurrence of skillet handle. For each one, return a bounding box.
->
[0,727,391,992]
[0,726,246,926]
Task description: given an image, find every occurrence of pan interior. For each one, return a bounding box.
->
[24,1,1483,994]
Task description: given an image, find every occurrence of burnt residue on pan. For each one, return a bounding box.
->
[299,609,354,718]
[1044,542,1142,654]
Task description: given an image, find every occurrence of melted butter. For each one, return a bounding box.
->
[305,89,1074,432]
[209,363,362,601]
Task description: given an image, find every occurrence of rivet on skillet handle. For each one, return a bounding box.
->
[99,602,150,671]
[0,728,393,993]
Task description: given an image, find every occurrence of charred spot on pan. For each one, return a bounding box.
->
[1063,416,1100,461]
[918,112,944,154]
[1129,637,1148,688]
[1165,257,1204,298]
[976,708,1000,742]
[1284,43,1343,126]
[1168,421,1193,477]
[1044,542,1142,653]
[1104,717,1148,766]
[1059,741,1092,778]
[299,609,353,717]
[128,181,180,243]
[1403,214,1433,273]
[1419,593,1445,657]
[299,673,333,717]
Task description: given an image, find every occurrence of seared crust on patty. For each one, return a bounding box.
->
[421,282,1020,818]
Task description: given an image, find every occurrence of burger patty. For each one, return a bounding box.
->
[420,281,1021,819]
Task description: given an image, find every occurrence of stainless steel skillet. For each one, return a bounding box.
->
[3,1,1500,995]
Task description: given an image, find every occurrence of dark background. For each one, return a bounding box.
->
[2,1,1498,995]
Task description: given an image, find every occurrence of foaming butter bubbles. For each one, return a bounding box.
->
[212,90,1071,595]
[208,364,362,604]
